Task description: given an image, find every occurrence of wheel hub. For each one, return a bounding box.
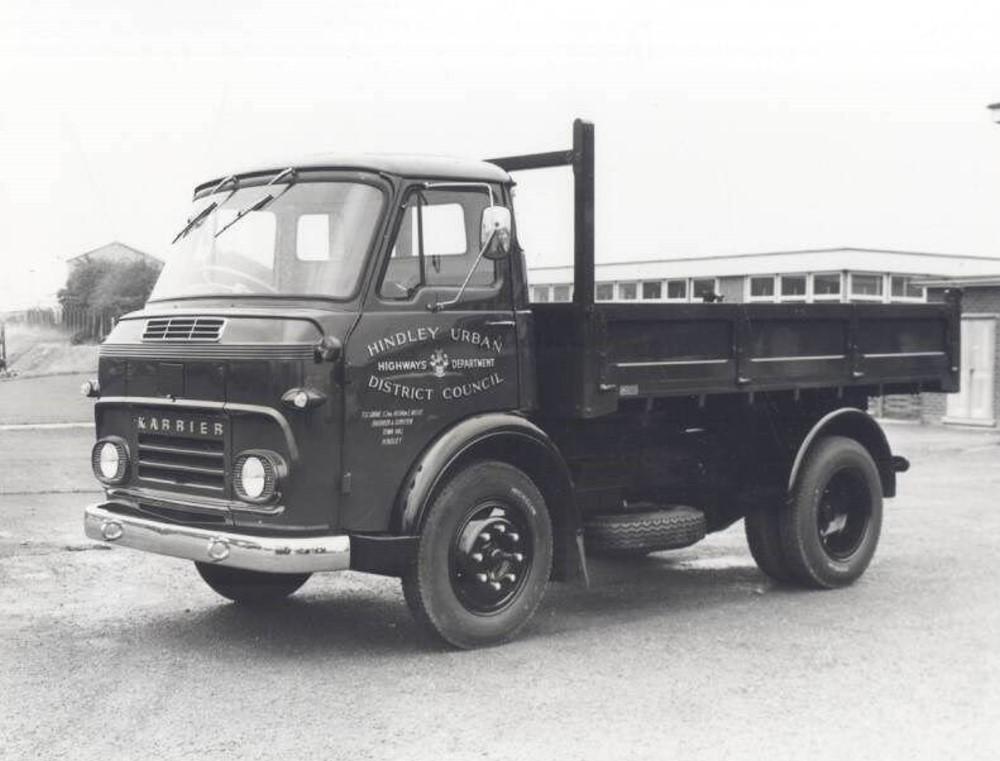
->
[450,505,532,614]
[817,469,871,560]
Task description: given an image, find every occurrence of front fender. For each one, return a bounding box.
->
[394,412,586,583]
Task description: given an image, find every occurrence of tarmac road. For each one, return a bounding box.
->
[0,373,95,426]
[1,424,998,760]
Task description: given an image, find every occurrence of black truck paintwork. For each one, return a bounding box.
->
[87,119,960,634]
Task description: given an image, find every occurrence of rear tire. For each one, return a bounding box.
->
[401,460,553,649]
[745,506,794,583]
[779,435,883,589]
[195,563,310,603]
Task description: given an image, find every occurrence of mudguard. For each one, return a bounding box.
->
[789,408,897,498]
[395,412,587,583]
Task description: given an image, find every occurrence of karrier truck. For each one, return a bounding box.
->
[83,120,960,648]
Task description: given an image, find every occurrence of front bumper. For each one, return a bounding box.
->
[84,503,350,574]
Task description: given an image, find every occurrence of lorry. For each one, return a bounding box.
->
[83,120,961,648]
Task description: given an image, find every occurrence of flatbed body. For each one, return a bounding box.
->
[533,299,959,417]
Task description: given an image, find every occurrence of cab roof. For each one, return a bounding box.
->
[194,153,511,194]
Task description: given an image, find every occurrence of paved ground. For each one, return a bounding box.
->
[1,324,98,378]
[1,423,998,760]
[0,373,95,426]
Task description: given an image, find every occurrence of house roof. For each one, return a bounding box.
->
[67,241,160,264]
[527,247,1000,284]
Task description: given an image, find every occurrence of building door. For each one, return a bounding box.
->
[946,316,996,425]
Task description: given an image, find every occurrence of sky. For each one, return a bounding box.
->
[2,0,1000,310]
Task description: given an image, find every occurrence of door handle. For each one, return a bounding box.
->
[484,320,516,327]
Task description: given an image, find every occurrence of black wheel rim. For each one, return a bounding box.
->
[449,500,533,615]
[817,467,872,560]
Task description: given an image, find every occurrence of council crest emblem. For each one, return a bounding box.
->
[429,349,450,378]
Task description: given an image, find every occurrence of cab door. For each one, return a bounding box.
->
[340,183,519,531]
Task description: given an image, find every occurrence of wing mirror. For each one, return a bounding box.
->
[480,206,512,260]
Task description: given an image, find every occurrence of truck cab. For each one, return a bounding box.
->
[85,121,960,647]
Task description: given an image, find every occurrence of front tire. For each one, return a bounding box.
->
[195,563,310,604]
[779,435,884,589]
[401,460,553,649]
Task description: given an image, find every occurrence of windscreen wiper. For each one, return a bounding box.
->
[214,168,295,239]
[170,175,239,244]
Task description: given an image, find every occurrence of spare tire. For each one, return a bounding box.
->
[584,506,706,555]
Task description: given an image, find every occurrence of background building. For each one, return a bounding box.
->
[66,241,160,273]
[918,276,1000,428]
[527,247,1000,305]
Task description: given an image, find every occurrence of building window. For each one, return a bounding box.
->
[692,278,717,301]
[850,273,884,300]
[552,284,572,302]
[531,285,550,303]
[596,283,614,301]
[891,276,924,301]
[666,279,687,301]
[642,281,662,300]
[812,273,841,299]
[749,276,775,300]
[780,275,807,299]
[618,282,638,300]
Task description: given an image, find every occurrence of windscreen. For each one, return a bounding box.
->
[150,181,384,301]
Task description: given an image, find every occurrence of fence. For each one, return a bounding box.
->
[60,306,120,342]
[2,306,120,343]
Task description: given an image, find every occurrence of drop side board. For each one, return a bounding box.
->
[532,296,961,418]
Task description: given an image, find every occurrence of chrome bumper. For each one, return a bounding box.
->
[84,504,351,574]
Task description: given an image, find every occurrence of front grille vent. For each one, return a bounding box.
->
[136,433,226,493]
[142,317,225,342]
[138,503,227,525]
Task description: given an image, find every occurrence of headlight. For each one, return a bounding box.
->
[233,451,283,504]
[91,438,129,484]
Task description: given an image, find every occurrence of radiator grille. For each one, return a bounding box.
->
[136,432,226,493]
[142,316,225,342]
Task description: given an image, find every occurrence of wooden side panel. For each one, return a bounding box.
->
[531,298,961,418]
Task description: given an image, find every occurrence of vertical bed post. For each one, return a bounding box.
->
[573,119,595,309]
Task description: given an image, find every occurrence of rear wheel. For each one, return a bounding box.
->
[744,505,794,583]
[778,435,883,589]
[401,460,553,649]
[195,563,310,604]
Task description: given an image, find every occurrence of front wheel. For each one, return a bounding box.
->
[778,435,884,589]
[195,562,310,603]
[401,460,553,649]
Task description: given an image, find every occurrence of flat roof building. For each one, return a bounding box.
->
[527,247,1000,306]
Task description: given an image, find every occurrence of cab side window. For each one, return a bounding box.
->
[380,188,500,300]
